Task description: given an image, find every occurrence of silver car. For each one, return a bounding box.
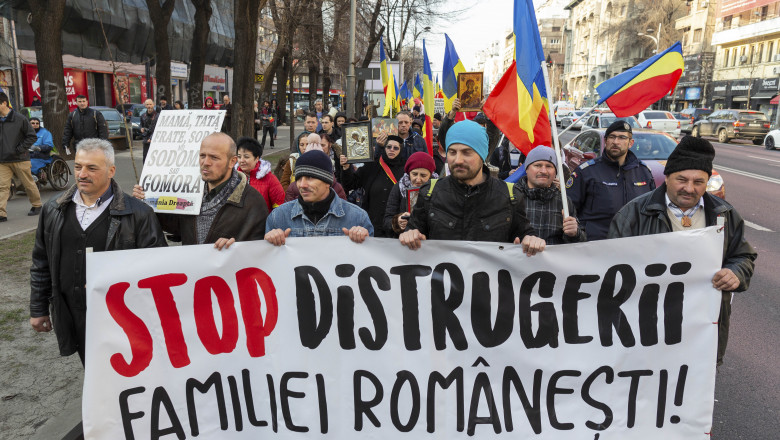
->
[560,110,587,129]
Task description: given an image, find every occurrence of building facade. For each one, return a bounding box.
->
[710,0,780,122]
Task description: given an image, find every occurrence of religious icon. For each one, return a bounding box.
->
[343,121,373,163]
[457,72,484,112]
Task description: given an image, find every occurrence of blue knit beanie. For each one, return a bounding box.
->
[445,120,489,161]
[524,146,558,168]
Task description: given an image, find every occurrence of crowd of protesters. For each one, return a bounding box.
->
[25,94,756,372]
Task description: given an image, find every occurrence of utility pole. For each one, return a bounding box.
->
[346,0,356,118]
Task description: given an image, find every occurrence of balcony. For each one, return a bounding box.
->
[712,16,780,45]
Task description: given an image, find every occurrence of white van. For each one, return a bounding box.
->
[552,101,575,126]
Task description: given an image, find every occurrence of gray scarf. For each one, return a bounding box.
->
[196,170,241,244]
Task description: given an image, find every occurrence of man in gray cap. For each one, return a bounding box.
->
[518,146,585,244]
[608,136,756,366]
[567,119,655,240]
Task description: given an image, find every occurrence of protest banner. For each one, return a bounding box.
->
[84,228,723,439]
[434,98,444,116]
[138,110,226,215]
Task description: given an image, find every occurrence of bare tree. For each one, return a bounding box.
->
[233,0,268,139]
[188,0,214,109]
[354,0,385,115]
[303,0,325,110]
[27,1,69,156]
[146,0,176,102]
[320,0,351,112]
[605,0,686,60]
[381,0,468,61]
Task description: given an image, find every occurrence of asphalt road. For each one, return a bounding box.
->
[558,128,780,438]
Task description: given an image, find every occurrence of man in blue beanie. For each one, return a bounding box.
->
[399,120,546,255]
[265,150,374,245]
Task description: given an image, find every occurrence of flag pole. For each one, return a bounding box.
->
[541,60,569,218]
[556,103,599,138]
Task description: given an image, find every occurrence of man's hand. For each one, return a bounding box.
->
[376,132,388,147]
[712,268,740,291]
[562,213,578,237]
[265,228,292,246]
[214,237,236,250]
[132,184,146,200]
[514,235,546,256]
[448,98,461,119]
[340,154,350,170]
[342,226,369,243]
[30,316,52,333]
[399,229,426,250]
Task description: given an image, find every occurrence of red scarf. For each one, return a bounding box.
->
[379,157,398,184]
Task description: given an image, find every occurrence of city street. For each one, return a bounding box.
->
[558,128,780,438]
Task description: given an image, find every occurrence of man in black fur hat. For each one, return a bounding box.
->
[608,136,757,366]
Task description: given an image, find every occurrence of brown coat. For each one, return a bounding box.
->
[159,171,268,245]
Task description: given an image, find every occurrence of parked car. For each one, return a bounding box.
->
[691,109,770,144]
[679,107,712,125]
[562,128,725,199]
[560,110,588,129]
[672,112,692,133]
[121,103,147,140]
[93,106,128,149]
[764,129,780,150]
[20,106,44,126]
[636,110,681,137]
[582,113,641,130]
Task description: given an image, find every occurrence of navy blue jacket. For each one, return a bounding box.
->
[566,150,654,241]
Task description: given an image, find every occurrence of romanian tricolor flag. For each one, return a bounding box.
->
[422,41,435,155]
[596,42,684,116]
[399,80,411,107]
[379,36,389,96]
[383,68,401,117]
[413,73,423,101]
[482,0,550,155]
[441,34,466,114]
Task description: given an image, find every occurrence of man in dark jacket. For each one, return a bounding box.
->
[134,132,268,247]
[140,98,158,163]
[608,136,757,366]
[0,92,41,221]
[519,146,585,244]
[156,95,174,113]
[30,138,166,364]
[400,120,545,256]
[567,120,655,241]
[62,95,108,154]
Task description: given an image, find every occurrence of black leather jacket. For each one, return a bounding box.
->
[608,184,757,364]
[30,180,167,355]
[408,167,536,242]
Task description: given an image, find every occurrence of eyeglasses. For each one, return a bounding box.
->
[386,145,400,151]
[606,134,631,141]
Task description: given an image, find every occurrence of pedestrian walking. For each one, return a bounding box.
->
[140,99,158,163]
[0,92,41,221]
[260,100,276,149]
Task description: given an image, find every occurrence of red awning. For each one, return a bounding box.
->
[771,94,780,105]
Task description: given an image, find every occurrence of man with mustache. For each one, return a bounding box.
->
[567,120,655,240]
[264,150,373,245]
[30,138,166,365]
[517,146,585,244]
[608,136,756,366]
[399,120,545,256]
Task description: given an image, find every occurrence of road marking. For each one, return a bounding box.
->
[714,165,780,185]
[748,155,780,164]
[744,221,774,232]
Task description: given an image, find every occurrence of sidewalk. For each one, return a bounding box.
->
[0,128,294,241]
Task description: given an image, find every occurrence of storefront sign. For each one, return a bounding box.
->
[685,87,701,100]
[171,62,188,78]
[22,64,88,110]
[204,65,233,94]
[760,78,778,92]
[718,0,776,19]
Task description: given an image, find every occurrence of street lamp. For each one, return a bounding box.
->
[637,23,661,54]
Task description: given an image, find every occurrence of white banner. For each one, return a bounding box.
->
[138,109,225,215]
[434,97,444,116]
[84,228,724,439]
